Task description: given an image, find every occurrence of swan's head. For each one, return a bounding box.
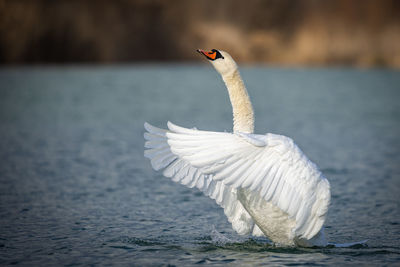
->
[197,49,238,76]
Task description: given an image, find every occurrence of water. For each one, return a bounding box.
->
[0,65,399,266]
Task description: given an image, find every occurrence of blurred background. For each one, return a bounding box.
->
[1,0,400,67]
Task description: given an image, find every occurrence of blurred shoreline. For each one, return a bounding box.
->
[1,0,399,68]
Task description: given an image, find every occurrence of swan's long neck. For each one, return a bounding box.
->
[222,70,254,133]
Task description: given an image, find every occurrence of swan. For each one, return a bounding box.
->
[144,49,331,247]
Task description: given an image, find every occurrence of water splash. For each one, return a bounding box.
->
[210,226,235,245]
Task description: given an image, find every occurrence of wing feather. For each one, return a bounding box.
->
[144,122,330,241]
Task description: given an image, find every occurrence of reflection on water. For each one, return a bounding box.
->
[0,65,399,265]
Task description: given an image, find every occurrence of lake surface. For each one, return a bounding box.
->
[0,65,399,266]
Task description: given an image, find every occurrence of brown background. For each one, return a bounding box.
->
[1,0,400,67]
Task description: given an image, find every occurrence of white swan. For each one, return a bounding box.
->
[144,49,331,247]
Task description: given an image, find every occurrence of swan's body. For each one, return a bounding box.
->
[144,49,330,247]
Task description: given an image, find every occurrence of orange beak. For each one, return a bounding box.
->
[197,49,217,60]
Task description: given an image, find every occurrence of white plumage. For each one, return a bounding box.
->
[144,49,330,247]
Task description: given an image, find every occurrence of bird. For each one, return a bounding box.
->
[144,49,331,247]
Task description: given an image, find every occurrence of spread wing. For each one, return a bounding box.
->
[144,122,330,240]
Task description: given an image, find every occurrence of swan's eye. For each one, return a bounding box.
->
[207,50,224,61]
[197,49,224,61]
[210,49,224,60]
[215,50,224,60]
